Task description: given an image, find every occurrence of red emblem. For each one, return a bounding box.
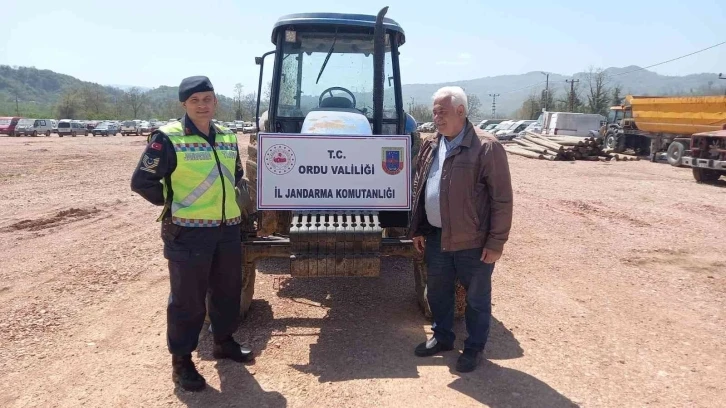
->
[150,142,162,151]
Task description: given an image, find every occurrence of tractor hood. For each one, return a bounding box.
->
[301,110,372,135]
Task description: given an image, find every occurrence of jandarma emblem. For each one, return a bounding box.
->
[381,147,404,175]
[264,144,296,175]
[140,154,160,173]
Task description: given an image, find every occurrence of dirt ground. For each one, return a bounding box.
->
[0,133,724,408]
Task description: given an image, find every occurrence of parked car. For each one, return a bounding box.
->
[139,121,151,135]
[497,120,536,141]
[120,120,140,136]
[0,117,21,136]
[477,119,504,130]
[489,120,514,136]
[17,118,55,136]
[242,122,256,133]
[92,122,117,137]
[518,121,542,138]
[58,120,89,137]
[14,118,36,136]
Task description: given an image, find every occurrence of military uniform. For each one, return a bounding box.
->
[130,76,252,392]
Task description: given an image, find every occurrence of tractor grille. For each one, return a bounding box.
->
[288,211,382,277]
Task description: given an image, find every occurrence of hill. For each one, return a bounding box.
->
[401,66,726,120]
[1,64,724,121]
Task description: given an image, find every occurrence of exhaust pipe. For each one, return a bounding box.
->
[373,6,388,135]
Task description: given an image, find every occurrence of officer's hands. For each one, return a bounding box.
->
[413,236,425,254]
[481,248,502,264]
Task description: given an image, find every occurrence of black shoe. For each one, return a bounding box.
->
[172,354,206,392]
[414,337,454,357]
[213,338,254,363]
[456,348,482,373]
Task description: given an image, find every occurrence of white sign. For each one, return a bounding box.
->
[257,133,411,210]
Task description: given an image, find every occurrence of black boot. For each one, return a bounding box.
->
[213,337,254,363]
[172,354,206,391]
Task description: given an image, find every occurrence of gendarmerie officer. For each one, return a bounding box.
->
[131,76,252,392]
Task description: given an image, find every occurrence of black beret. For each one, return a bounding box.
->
[179,76,214,102]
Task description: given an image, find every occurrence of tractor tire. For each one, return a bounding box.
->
[692,167,722,183]
[245,134,291,236]
[414,258,466,320]
[204,254,256,326]
[666,141,686,167]
[605,131,625,153]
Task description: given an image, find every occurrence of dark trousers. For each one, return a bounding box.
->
[161,221,242,356]
[425,228,494,352]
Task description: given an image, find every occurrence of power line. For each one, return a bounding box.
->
[489,93,500,118]
[494,40,726,96]
[611,40,726,77]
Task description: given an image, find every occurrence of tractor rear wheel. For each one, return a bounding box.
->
[414,258,466,320]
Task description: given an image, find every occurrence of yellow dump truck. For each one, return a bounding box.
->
[600,95,726,164]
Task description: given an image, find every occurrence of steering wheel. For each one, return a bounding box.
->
[318,86,356,108]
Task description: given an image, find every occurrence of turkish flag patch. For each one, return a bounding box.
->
[150,142,163,151]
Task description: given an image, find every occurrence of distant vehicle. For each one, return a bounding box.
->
[13,118,36,136]
[16,119,54,136]
[482,123,499,132]
[680,125,726,183]
[490,120,514,136]
[225,122,238,132]
[139,121,151,135]
[120,120,140,136]
[541,111,605,138]
[477,119,504,130]
[58,120,89,137]
[497,120,536,141]
[417,122,436,132]
[0,117,21,136]
[242,122,256,134]
[518,121,542,137]
[92,122,117,137]
[51,119,58,133]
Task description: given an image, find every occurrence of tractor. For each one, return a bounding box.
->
[237,8,466,321]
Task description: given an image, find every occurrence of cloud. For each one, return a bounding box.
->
[458,52,472,60]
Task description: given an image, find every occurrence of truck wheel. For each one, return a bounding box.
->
[246,135,291,236]
[32,131,37,137]
[666,141,686,167]
[692,168,721,183]
[605,132,625,153]
[414,259,466,319]
[45,130,50,137]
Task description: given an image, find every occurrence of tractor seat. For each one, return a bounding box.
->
[319,96,353,109]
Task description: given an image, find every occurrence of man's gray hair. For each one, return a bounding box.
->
[432,86,468,116]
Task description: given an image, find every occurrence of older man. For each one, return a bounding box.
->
[409,86,513,372]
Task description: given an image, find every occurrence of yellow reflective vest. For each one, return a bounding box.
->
[158,121,242,227]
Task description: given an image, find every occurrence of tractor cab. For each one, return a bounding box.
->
[255,12,416,136]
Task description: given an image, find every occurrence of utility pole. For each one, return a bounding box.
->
[565,79,580,112]
[720,73,725,95]
[489,93,500,119]
[541,72,550,111]
[15,94,19,116]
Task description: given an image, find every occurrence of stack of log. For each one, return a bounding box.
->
[503,132,640,162]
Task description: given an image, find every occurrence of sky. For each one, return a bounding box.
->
[1,0,725,99]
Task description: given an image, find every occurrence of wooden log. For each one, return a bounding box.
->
[523,134,565,151]
[504,146,546,160]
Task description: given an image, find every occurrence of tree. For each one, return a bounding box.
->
[123,87,147,119]
[79,85,108,118]
[611,85,623,106]
[586,67,611,116]
[233,83,244,120]
[466,94,482,119]
[407,97,433,123]
[241,92,257,121]
[57,89,80,118]
[514,92,544,120]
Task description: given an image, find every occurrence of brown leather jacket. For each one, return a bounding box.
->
[409,119,513,253]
